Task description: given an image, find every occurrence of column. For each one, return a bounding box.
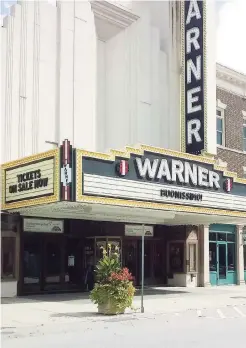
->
[199,225,210,287]
[236,225,245,285]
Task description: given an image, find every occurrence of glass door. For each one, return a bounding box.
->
[65,238,83,290]
[153,240,165,285]
[43,237,62,291]
[95,239,106,264]
[218,243,227,285]
[137,240,152,286]
[23,235,42,293]
[123,240,137,285]
[209,242,217,285]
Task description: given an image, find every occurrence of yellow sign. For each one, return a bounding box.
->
[2,149,60,210]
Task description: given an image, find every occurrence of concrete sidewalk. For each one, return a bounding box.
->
[1,286,246,329]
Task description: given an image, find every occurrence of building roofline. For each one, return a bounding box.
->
[216,62,246,87]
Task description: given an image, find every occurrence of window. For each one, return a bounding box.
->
[243,118,246,152]
[216,108,225,146]
[1,236,16,279]
[218,233,226,241]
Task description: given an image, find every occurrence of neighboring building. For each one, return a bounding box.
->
[216,63,246,178]
[1,1,246,298]
[215,64,246,288]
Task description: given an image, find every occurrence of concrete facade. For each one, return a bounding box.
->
[1,0,217,163]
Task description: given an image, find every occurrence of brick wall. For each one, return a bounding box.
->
[217,88,246,150]
[216,147,246,177]
[216,87,246,177]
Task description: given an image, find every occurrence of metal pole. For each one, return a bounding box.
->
[141,224,145,313]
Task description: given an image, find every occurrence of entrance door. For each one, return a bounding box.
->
[43,237,62,291]
[23,235,42,293]
[23,234,63,294]
[138,240,152,285]
[123,240,138,285]
[64,238,83,291]
[218,243,227,285]
[153,240,165,285]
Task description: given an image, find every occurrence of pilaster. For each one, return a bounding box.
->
[236,225,245,285]
[199,224,211,287]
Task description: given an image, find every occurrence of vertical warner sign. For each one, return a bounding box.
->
[182,0,205,155]
[60,139,73,201]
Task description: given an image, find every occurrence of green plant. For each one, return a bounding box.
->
[90,245,135,314]
[94,246,121,284]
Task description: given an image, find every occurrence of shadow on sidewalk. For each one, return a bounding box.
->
[135,288,189,297]
[1,292,91,305]
[50,311,139,321]
[51,311,98,319]
[1,287,190,305]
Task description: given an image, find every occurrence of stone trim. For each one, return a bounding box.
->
[91,0,139,29]
[217,99,227,110]
[217,145,246,155]
[216,63,246,87]
[216,86,246,100]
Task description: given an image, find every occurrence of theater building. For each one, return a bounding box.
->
[1,1,246,297]
[1,140,246,296]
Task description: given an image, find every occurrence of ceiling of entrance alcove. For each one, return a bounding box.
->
[12,202,246,226]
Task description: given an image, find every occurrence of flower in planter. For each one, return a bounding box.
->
[90,244,136,315]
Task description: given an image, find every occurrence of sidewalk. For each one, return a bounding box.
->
[1,286,246,329]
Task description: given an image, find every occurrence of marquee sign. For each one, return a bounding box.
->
[181,0,206,155]
[77,146,246,216]
[2,149,60,210]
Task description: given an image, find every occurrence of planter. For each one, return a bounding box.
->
[98,301,125,315]
[90,246,135,315]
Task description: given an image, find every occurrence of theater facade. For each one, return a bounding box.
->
[1,140,246,297]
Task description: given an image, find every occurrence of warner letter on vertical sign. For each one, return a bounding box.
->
[184,0,205,155]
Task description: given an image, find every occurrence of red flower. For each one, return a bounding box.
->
[109,268,134,282]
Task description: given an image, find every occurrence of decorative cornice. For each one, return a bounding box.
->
[90,1,139,29]
[216,63,246,88]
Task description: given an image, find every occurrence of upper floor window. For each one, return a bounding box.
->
[216,108,225,146]
[243,118,246,152]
